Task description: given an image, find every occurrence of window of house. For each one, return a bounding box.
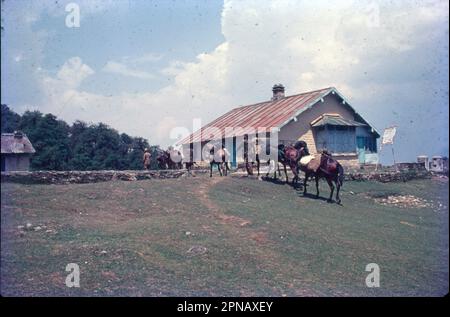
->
[315,125,356,153]
[357,136,377,153]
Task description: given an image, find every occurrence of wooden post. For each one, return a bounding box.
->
[392,146,398,171]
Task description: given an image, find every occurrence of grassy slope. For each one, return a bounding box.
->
[1,175,448,296]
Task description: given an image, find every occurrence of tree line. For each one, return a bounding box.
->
[1,104,162,170]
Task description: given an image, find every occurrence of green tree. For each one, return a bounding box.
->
[25,114,71,170]
[2,106,154,171]
[1,104,21,133]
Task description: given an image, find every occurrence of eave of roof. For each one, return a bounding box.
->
[277,87,380,137]
[311,114,367,127]
[327,88,381,137]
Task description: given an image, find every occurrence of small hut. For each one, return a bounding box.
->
[1,131,36,171]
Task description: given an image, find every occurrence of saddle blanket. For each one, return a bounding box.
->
[299,155,315,166]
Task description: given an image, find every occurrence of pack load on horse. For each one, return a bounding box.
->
[155,146,184,170]
[167,146,183,169]
[298,149,345,204]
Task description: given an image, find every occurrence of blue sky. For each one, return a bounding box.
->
[1,0,449,164]
[2,0,224,100]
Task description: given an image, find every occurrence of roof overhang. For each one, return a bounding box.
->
[276,87,381,138]
[311,114,367,127]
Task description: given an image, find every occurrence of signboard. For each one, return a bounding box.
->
[382,126,397,145]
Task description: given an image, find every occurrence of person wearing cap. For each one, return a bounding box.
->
[143,148,152,170]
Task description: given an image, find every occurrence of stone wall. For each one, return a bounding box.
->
[1,170,190,184]
[1,168,433,185]
[344,169,431,183]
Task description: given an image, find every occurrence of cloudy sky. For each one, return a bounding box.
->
[1,0,448,163]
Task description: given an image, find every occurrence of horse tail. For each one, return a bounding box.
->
[337,163,344,187]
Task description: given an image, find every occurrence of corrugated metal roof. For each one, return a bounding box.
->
[1,133,36,154]
[178,87,378,145]
[311,114,367,127]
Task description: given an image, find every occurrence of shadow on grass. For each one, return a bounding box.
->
[261,176,287,186]
[262,176,307,192]
[299,191,344,206]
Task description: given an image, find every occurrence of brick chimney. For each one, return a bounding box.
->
[272,84,285,101]
[13,131,23,139]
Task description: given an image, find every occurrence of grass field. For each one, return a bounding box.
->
[1,174,448,296]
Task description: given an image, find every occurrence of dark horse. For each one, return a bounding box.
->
[184,161,200,176]
[207,145,231,177]
[156,149,169,169]
[298,150,345,204]
[267,141,308,185]
[156,148,183,169]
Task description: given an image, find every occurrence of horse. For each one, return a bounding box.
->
[156,149,170,169]
[205,144,231,177]
[298,150,345,204]
[282,143,305,185]
[184,161,199,176]
[243,138,263,176]
[267,141,308,185]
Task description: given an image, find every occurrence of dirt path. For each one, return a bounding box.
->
[193,176,274,251]
[194,176,254,228]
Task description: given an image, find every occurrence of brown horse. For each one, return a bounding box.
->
[267,141,308,185]
[298,151,345,204]
[283,145,302,185]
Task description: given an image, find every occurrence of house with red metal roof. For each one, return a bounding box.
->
[178,84,380,168]
[1,131,36,171]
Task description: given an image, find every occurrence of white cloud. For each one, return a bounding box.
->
[56,57,94,88]
[103,61,155,79]
[160,60,189,77]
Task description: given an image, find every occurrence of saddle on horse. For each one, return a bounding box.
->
[299,155,320,172]
[299,151,335,174]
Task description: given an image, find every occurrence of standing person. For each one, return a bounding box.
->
[143,148,152,170]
